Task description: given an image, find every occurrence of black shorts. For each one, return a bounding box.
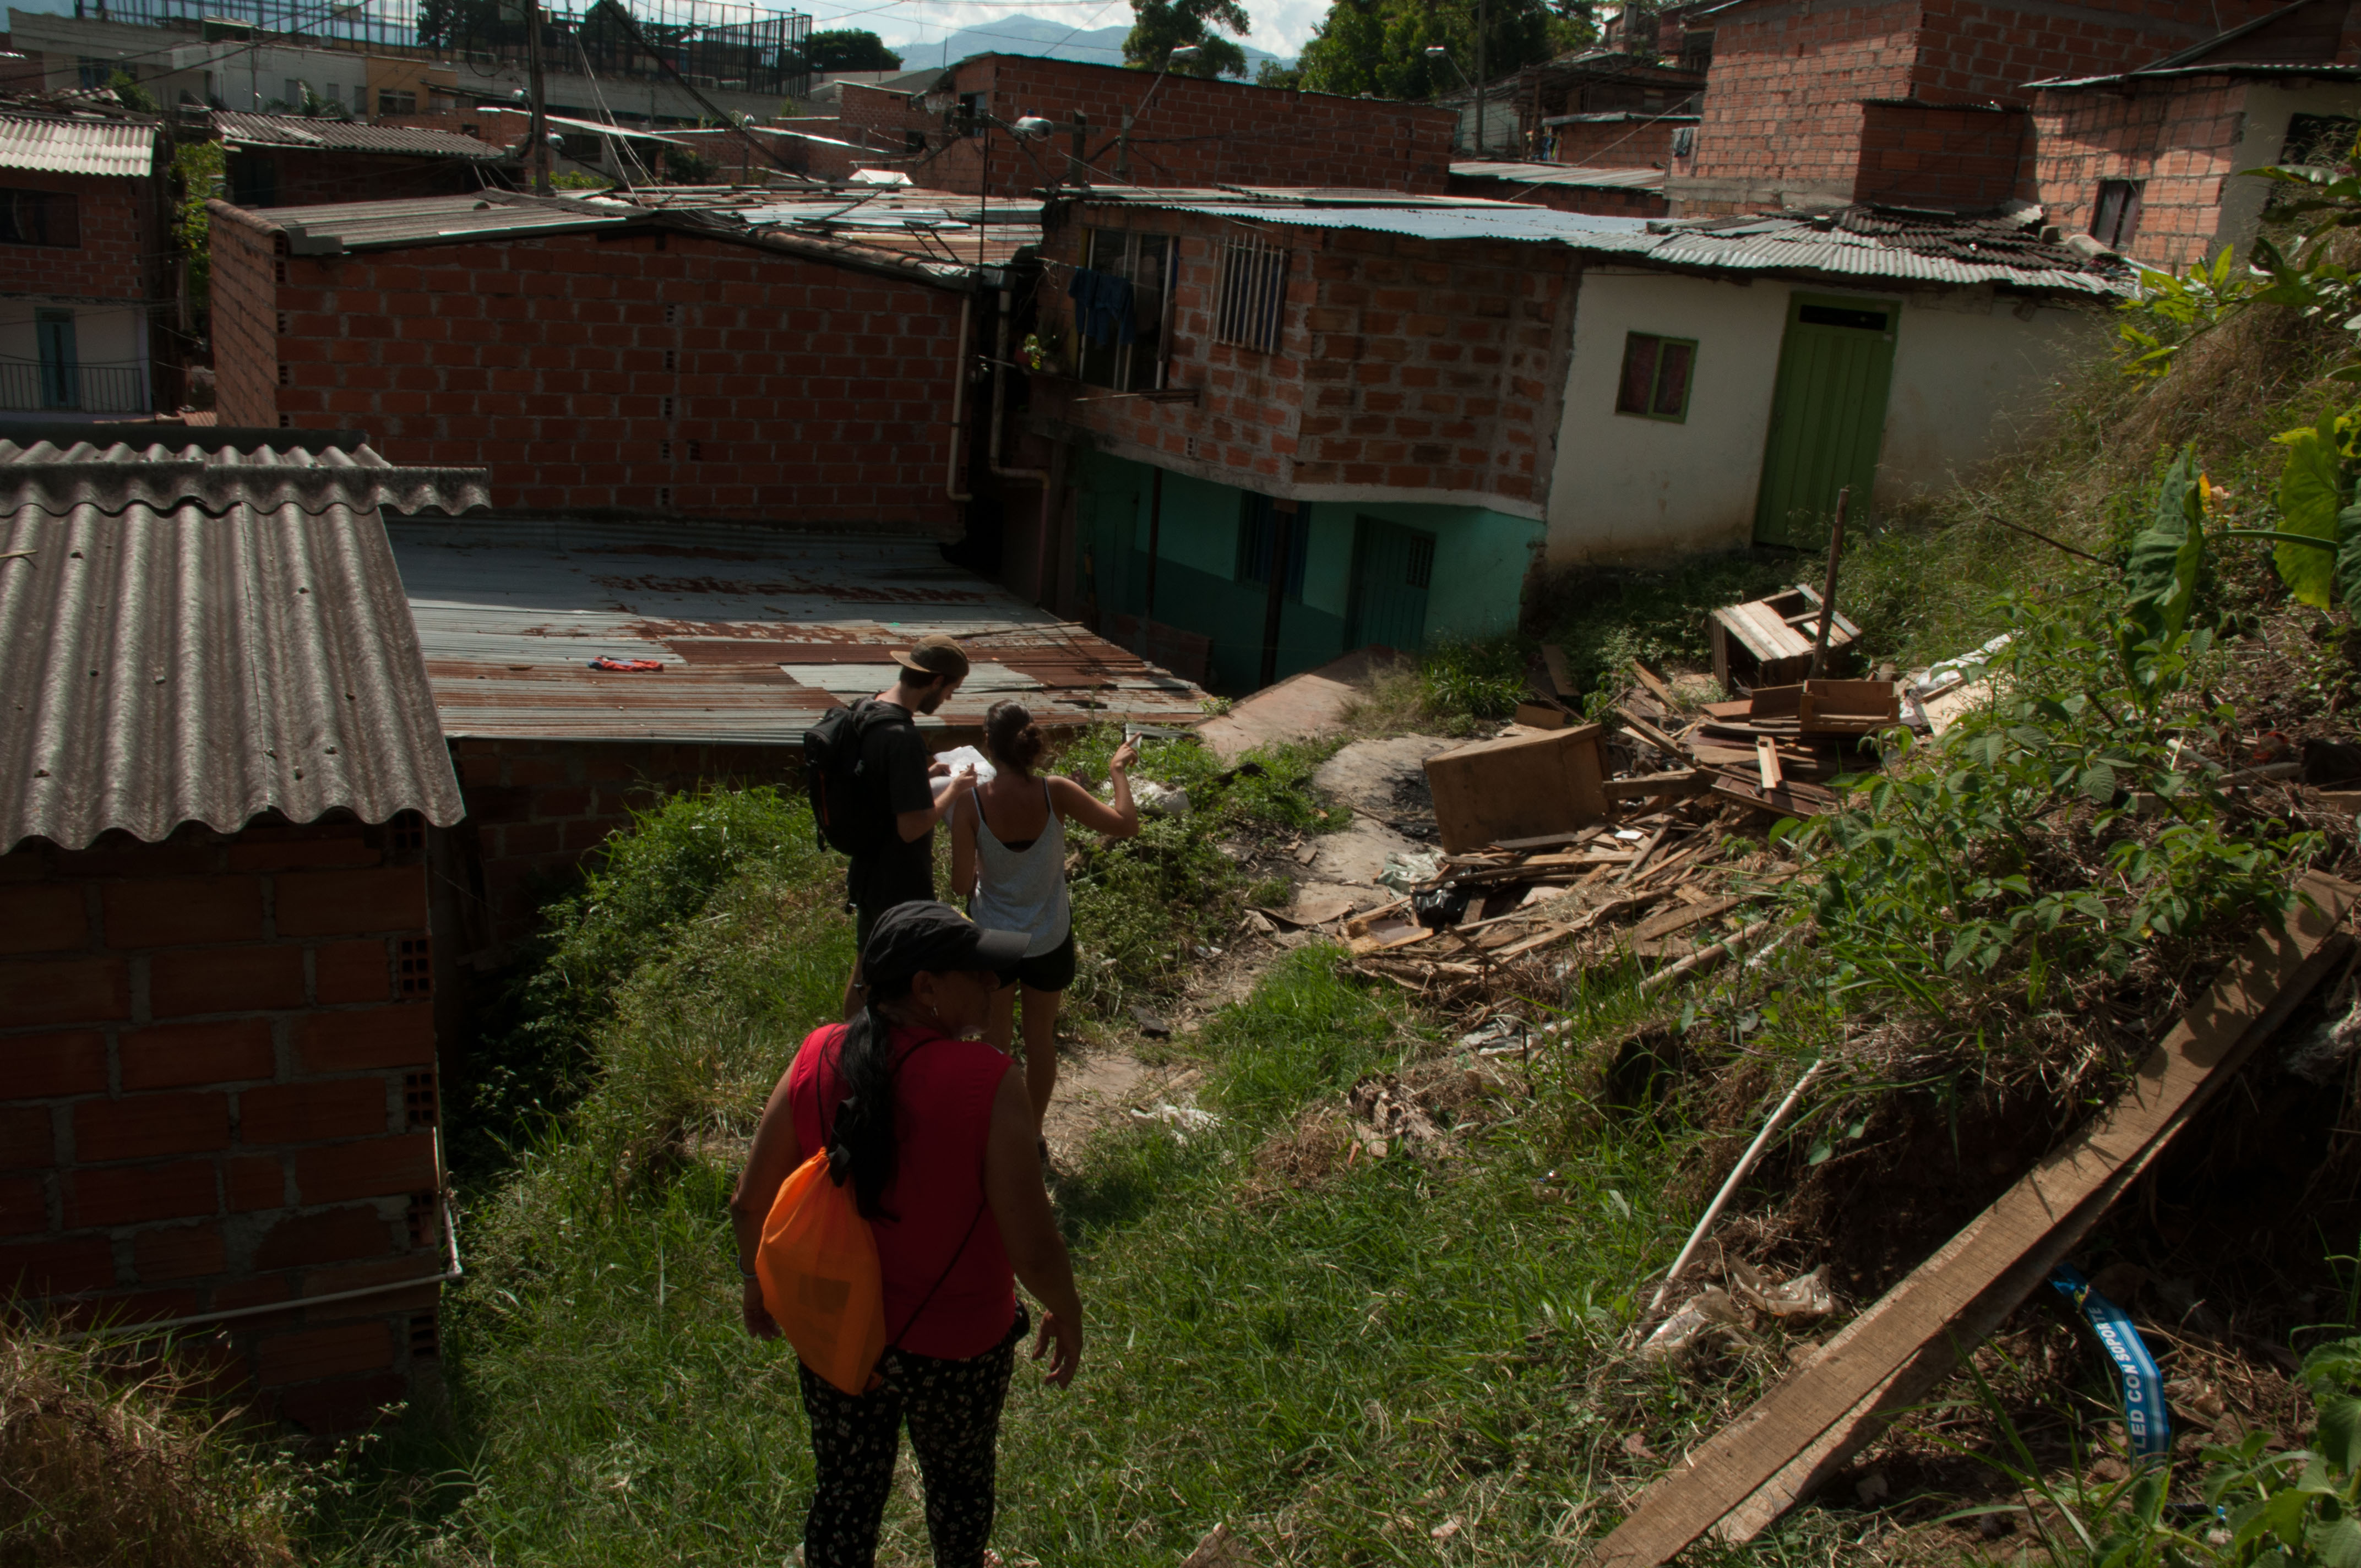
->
[1009,927,1076,993]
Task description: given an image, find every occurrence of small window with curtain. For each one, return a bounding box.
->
[2091,179,2144,252]
[1213,233,1288,355]
[1614,331,1695,422]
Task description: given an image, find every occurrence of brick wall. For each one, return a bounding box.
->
[1671,0,2289,215]
[1038,204,1575,509]
[229,149,498,208]
[0,816,443,1435]
[1544,117,1688,168]
[447,737,806,955]
[1854,102,2030,208]
[0,171,146,301]
[924,55,1454,198]
[207,202,969,529]
[1675,0,1922,212]
[837,81,938,154]
[2032,77,2250,268]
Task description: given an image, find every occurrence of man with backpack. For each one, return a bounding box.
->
[805,634,979,1012]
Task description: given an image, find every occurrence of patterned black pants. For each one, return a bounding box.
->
[797,1309,1027,1567]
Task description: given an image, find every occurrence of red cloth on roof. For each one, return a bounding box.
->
[787,1021,1015,1360]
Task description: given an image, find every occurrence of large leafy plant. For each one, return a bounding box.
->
[1786,450,2311,1023]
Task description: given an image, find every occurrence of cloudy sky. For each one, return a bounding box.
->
[830,0,1323,61]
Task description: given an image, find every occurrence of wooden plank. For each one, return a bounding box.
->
[1756,737,1783,792]
[1629,659,1680,710]
[1490,826,1608,852]
[1587,873,2357,1568]
[1748,684,1803,719]
[1604,769,1703,801]
[1632,894,1744,942]
[1514,700,1569,731]
[1799,679,1901,737]
[1617,705,1690,761]
[1543,644,1576,699]
[1710,772,1837,818]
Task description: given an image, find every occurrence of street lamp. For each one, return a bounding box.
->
[1425,23,1489,156]
[1116,43,1204,181]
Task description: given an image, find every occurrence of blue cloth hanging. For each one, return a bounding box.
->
[1067,266,1137,348]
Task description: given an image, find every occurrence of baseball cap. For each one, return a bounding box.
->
[892,633,971,682]
[862,900,1027,983]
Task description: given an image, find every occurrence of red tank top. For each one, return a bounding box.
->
[787,1020,1016,1359]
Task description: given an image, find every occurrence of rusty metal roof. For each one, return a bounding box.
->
[390,517,1207,741]
[0,113,156,177]
[1452,161,1664,190]
[0,434,480,852]
[215,110,510,160]
[1089,190,2134,296]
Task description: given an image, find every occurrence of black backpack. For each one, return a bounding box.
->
[803,698,901,857]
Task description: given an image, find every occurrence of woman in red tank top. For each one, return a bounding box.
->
[728,901,1084,1568]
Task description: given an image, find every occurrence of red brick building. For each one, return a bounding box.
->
[1030,191,1579,688]
[896,55,1455,198]
[0,107,160,418]
[2031,0,2361,267]
[1668,0,2295,216]
[0,427,481,1433]
[207,190,991,528]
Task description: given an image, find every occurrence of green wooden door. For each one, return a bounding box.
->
[1346,516,1435,652]
[1753,293,1898,549]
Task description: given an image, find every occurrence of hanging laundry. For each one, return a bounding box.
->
[1067,266,1136,347]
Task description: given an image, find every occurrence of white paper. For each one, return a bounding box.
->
[933,744,997,783]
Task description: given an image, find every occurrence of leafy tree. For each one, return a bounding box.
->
[170,138,225,312]
[1297,0,1573,101]
[103,70,159,114]
[1255,58,1302,88]
[416,0,518,49]
[1122,0,1250,79]
[800,28,901,72]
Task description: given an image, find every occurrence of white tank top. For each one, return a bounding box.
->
[968,778,1070,957]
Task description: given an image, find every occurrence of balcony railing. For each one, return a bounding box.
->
[0,362,150,414]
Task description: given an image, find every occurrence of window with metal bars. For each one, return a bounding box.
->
[1212,234,1288,355]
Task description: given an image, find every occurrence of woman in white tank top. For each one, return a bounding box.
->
[950,703,1141,1131]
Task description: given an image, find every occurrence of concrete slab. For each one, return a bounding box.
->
[1198,645,1413,761]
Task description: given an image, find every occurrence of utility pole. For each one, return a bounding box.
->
[525,0,551,194]
[1473,0,1487,156]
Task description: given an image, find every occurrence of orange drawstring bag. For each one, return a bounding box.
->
[756,1150,886,1396]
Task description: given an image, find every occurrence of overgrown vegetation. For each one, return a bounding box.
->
[0,1332,298,1567]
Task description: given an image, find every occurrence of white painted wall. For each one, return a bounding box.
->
[0,297,150,416]
[2217,79,2361,262]
[1543,266,2103,566]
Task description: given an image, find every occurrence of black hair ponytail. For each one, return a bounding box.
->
[828,975,911,1219]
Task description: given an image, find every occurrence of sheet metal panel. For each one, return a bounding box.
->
[215,111,508,160]
[1453,161,1664,190]
[1,443,474,851]
[1102,195,2132,296]
[0,114,155,177]
[391,517,1205,741]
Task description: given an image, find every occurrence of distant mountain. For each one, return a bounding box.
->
[880,15,1288,75]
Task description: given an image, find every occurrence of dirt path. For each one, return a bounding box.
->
[1037,734,1457,1165]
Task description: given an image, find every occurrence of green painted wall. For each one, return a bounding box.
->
[1069,448,1539,694]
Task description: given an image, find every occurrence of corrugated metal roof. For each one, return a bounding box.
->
[0,113,155,177]
[231,190,1028,281]
[1452,161,1664,190]
[214,110,509,160]
[541,113,690,148]
[2029,61,2361,87]
[0,437,478,852]
[391,517,1208,741]
[1097,193,2132,295]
